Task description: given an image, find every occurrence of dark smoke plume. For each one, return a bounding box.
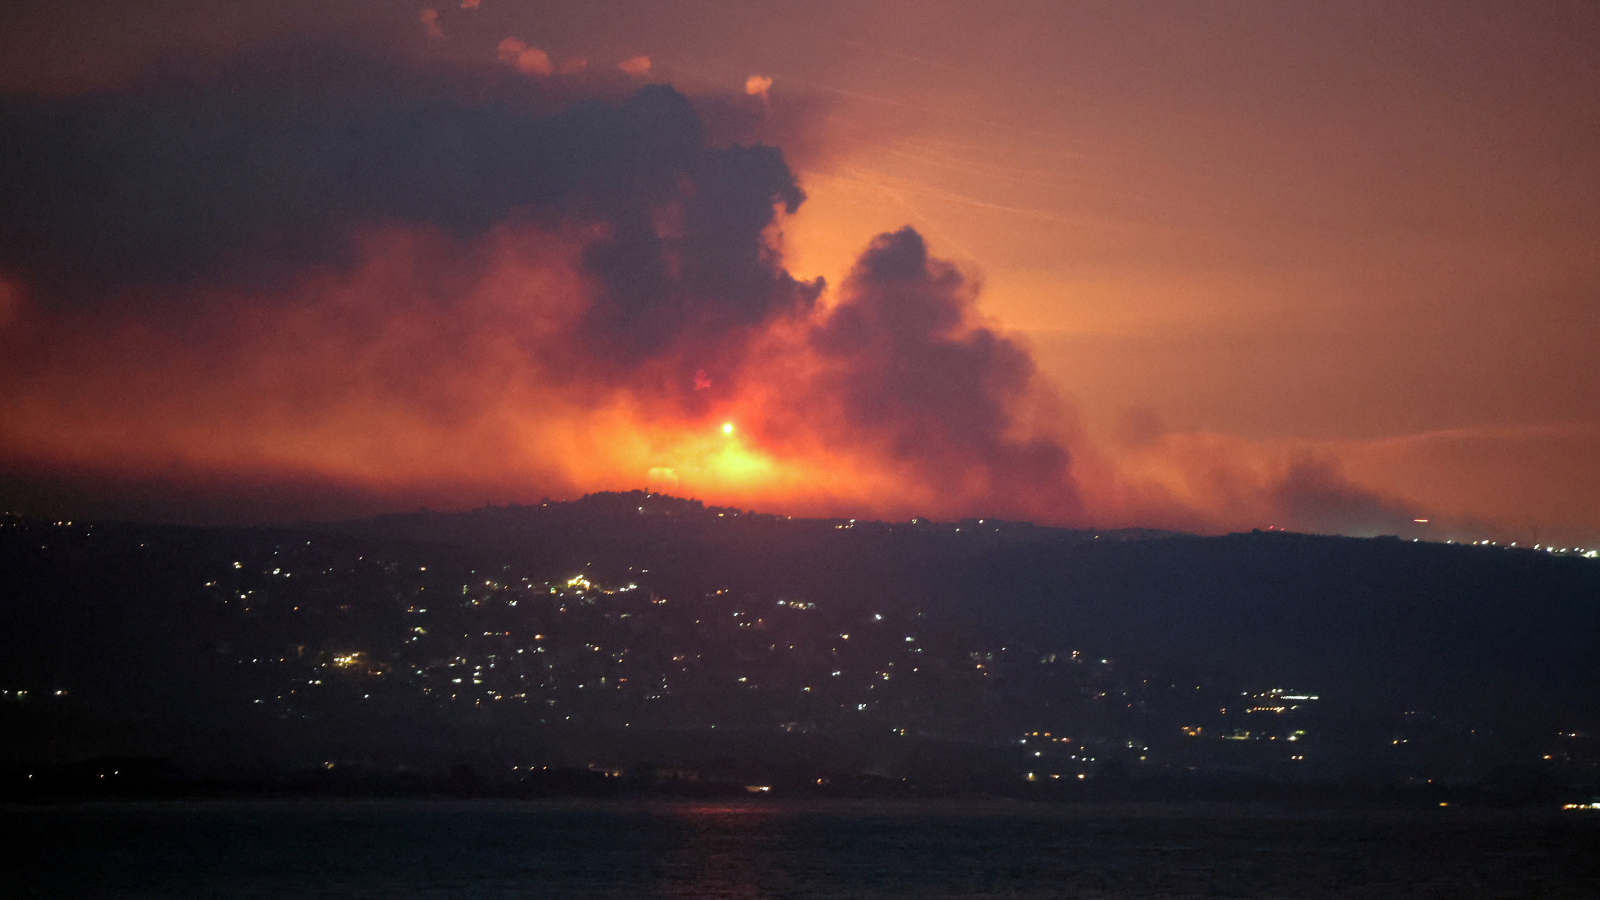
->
[0,40,1082,525]
[0,43,819,381]
[808,228,1077,512]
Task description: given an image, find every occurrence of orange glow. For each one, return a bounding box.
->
[3,5,1599,548]
[0,221,1077,523]
[0,211,1571,541]
[0,206,1583,546]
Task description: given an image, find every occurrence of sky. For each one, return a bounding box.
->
[0,0,1596,546]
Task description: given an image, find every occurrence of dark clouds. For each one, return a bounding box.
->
[0,42,820,383]
[0,39,1080,524]
[0,46,657,292]
[577,141,820,374]
[1269,458,1418,537]
[2,37,1430,535]
[810,228,1076,511]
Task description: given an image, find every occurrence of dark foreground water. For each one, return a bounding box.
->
[6,800,1597,898]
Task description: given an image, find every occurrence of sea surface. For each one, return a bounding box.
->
[6,799,1597,898]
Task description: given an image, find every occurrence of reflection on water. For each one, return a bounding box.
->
[659,804,783,899]
[5,800,1597,899]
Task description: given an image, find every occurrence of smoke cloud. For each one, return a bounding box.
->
[0,43,784,337]
[418,9,444,40]
[497,38,551,76]
[0,40,1413,535]
[802,228,1076,514]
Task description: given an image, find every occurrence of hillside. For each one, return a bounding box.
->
[2,493,1596,801]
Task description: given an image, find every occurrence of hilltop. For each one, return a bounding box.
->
[1,493,1596,802]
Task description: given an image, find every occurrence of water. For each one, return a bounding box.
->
[7,800,1597,898]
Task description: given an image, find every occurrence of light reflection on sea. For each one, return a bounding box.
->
[659,804,782,898]
[7,799,1598,898]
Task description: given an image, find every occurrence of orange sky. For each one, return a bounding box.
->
[1,1,1596,546]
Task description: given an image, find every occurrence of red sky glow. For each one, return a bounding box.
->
[1,1,1596,548]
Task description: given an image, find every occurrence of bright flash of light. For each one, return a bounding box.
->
[722,422,735,435]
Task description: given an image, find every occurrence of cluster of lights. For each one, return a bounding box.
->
[1532,544,1600,558]
[105,523,1596,778]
